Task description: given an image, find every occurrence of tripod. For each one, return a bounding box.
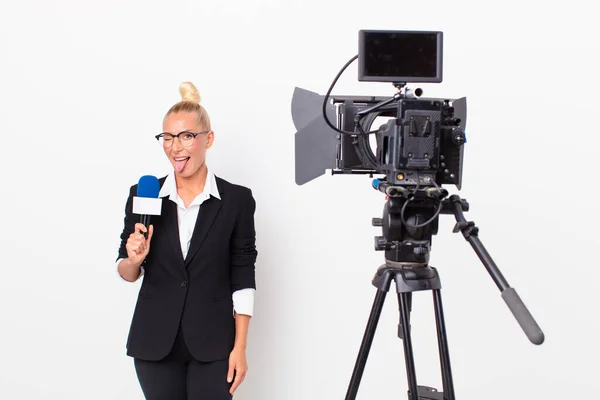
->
[344,189,544,400]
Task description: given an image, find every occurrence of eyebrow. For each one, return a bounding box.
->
[162,130,196,134]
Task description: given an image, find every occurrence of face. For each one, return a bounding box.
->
[162,111,214,179]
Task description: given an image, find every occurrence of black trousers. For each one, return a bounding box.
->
[134,326,233,400]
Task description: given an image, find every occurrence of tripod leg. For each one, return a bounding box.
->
[398,293,412,339]
[345,288,387,400]
[398,292,420,400]
[433,289,456,400]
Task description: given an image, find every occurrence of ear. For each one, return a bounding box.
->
[206,130,215,149]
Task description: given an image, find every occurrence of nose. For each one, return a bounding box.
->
[171,136,184,152]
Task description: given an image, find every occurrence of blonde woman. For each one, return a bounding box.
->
[116,82,257,399]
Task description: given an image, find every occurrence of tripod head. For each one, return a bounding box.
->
[371,178,468,267]
[370,178,544,345]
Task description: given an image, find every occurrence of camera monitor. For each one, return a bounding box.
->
[358,30,443,83]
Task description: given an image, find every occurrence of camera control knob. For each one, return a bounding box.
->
[374,236,387,251]
[452,131,466,145]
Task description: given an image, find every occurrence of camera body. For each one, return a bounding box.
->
[334,93,466,189]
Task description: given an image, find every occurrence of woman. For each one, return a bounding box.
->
[115,82,258,399]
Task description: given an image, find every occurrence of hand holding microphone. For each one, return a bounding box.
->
[127,175,162,267]
[126,223,154,267]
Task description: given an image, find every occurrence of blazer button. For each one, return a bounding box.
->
[181,281,188,288]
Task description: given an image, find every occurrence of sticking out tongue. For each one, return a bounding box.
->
[174,157,189,173]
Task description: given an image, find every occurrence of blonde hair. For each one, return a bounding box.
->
[165,82,211,130]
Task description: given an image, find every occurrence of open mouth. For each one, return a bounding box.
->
[174,157,190,172]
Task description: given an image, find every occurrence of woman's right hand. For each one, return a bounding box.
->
[125,223,154,267]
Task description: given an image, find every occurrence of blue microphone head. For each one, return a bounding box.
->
[137,175,160,198]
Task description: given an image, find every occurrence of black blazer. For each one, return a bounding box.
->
[117,175,257,362]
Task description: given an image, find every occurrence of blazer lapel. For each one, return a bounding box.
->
[184,195,223,265]
[162,198,185,267]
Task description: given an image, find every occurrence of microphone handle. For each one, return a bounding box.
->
[140,215,151,239]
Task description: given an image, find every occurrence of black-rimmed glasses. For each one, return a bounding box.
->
[155,130,209,147]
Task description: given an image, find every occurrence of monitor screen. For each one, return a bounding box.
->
[358,30,443,83]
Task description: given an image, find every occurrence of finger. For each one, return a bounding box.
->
[129,235,143,244]
[129,240,144,253]
[129,233,142,242]
[230,369,245,394]
[134,223,147,234]
[126,243,140,254]
[146,225,154,245]
[127,240,142,251]
[126,247,140,260]
[227,362,235,383]
[129,232,145,244]
[134,223,147,232]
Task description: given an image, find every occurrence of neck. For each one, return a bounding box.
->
[175,163,208,195]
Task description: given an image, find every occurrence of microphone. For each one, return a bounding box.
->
[133,175,162,238]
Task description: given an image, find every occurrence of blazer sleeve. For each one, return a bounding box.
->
[230,188,258,292]
[117,185,136,262]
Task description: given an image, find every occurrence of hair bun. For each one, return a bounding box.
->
[179,81,201,104]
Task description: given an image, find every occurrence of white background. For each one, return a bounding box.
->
[1,0,598,399]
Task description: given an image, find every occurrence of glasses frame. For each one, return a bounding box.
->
[155,130,210,147]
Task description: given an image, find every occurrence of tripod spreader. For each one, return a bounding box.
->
[447,194,545,345]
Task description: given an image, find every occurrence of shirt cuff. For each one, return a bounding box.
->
[115,258,144,282]
[232,288,255,317]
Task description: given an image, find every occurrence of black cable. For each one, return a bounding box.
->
[400,197,444,229]
[399,175,445,228]
[356,116,379,169]
[321,55,378,136]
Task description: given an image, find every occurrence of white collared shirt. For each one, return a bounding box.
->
[116,168,255,317]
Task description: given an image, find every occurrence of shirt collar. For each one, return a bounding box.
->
[159,168,221,205]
